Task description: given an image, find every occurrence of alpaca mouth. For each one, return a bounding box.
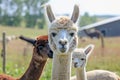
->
[59,48,67,53]
[48,50,53,58]
[74,65,78,68]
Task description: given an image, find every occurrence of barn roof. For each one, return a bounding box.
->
[79,16,120,31]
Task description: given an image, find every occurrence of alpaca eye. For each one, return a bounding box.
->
[81,58,85,60]
[70,33,74,37]
[38,45,44,50]
[51,33,57,37]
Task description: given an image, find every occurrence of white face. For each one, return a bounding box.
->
[72,51,87,68]
[50,29,77,54]
[72,45,94,68]
[46,4,79,55]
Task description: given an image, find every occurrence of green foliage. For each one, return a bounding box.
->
[24,13,37,28]
[1,15,21,27]
[80,12,97,27]
[0,0,49,28]
[0,25,48,37]
[37,13,46,29]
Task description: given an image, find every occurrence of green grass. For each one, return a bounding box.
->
[0,25,48,37]
[0,26,120,79]
[78,37,120,75]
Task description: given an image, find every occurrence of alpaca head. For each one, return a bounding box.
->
[46,4,79,54]
[19,35,53,59]
[72,44,94,68]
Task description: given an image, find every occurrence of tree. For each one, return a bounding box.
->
[0,0,49,28]
[80,12,97,27]
[21,0,49,28]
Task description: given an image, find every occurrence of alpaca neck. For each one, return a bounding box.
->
[76,67,87,80]
[52,52,72,80]
[19,55,47,80]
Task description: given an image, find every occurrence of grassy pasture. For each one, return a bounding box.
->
[79,37,120,74]
[0,26,120,80]
[0,25,48,37]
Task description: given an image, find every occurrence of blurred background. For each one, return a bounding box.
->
[0,0,120,80]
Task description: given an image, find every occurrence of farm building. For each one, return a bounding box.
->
[79,16,120,38]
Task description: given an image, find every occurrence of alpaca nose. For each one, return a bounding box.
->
[74,62,78,68]
[59,40,67,46]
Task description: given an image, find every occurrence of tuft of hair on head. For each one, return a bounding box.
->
[36,35,48,41]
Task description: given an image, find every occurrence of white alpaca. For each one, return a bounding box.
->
[71,44,94,80]
[46,4,79,80]
[87,70,120,80]
[71,45,120,80]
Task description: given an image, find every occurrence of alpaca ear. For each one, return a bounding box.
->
[84,44,94,56]
[71,4,79,23]
[19,35,36,46]
[46,4,55,22]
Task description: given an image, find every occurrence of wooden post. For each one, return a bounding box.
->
[2,32,6,73]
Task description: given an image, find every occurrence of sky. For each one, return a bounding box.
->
[48,0,120,16]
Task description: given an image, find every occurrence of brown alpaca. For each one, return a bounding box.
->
[0,35,53,80]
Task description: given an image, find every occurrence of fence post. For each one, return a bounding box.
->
[2,32,6,73]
